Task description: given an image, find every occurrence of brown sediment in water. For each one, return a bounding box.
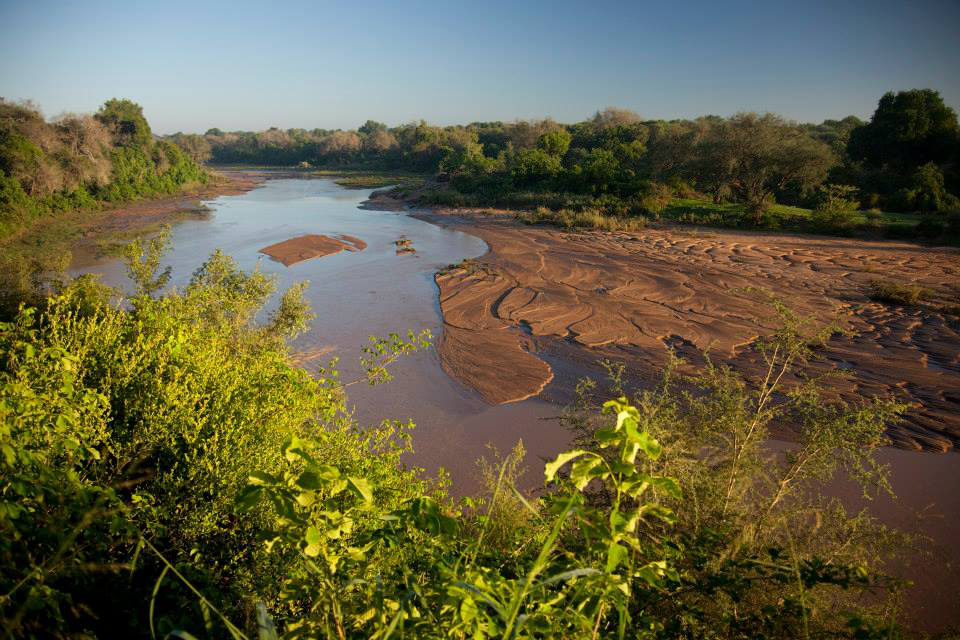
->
[337,234,367,251]
[400,203,960,452]
[290,344,337,367]
[259,233,366,266]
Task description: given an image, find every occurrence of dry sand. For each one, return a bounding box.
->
[405,206,960,452]
[259,234,366,266]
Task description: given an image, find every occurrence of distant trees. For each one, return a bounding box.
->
[844,89,960,213]
[184,87,959,219]
[537,129,571,157]
[168,133,212,164]
[95,98,153,148]
[590,106,643,127]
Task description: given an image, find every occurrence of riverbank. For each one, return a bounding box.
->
[0,169,270,272]
[388,196,960,452]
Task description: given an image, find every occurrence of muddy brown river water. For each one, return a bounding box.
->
[72,176,960,629]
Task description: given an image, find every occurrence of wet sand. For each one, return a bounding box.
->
[259,233,366,266]
[400,205,960,453]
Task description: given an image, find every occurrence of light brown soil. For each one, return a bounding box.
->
[259,234,366,266]
[409,205,960,452]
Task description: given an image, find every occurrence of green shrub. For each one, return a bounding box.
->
[868,280,932,305]
[0,233,428,636]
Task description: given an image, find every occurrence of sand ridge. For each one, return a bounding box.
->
[417,207,960,452]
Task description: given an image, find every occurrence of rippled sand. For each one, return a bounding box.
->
[415,207,960,452]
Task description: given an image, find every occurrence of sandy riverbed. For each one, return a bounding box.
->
[362,193,960,453]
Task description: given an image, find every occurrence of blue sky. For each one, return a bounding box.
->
[1,0,958,134]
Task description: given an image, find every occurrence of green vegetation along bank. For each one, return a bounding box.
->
[176,89,960,243]
[1,98,209,239]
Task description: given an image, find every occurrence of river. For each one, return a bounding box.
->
[71,176,571,491]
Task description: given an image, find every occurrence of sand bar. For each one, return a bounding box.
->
[259,233,366,266]
[408,204,960,452]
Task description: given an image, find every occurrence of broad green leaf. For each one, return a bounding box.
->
[304,527,322,557]
[544,450,589,483]
[236,486,263,510]
[459,596,477,623]
[347,477,373,504]
[296,470,324,490]
[248,471,278,486]
[606,542,628,573]
[295,491,315,507]
[636,430,663,461]
[569,456,605,490]
[282,436,305,462]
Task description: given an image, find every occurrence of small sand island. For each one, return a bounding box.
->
[259,233,367,266]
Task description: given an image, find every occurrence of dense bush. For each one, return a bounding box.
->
[0,235,910,637]
[0,98,208,238]
[0,233,429,636]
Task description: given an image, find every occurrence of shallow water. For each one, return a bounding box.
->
[72,177,571,490]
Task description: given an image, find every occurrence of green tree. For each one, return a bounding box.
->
[511,148,563,185]
[537,129,572,157]
[358,119,387,135]
[906,162,960,213]
[95,98,153,148]
[848,89,959,169]
[691,114,835,217]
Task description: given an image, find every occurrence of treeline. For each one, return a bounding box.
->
[1,235,909,638]
[0,98,208,237]
[181,89,960,222]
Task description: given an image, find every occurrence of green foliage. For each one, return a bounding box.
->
[0,236,427,636]
[511,148,563,185]
[95,98,153,149]
[518,206,647,232]
[848,89,959,170]
[191,88,958,242]
[537,129,572,157]
[238,395,680,638]
[902,162,960,213]
[0,98,209,241]
[814,183,859,213]
[562,301,907,637]
[868,280,932,306]
[0,244,910,638]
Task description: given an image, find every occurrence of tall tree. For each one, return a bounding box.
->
[95,99,153,148]
[848,89,959,169]
[691,114,835,217]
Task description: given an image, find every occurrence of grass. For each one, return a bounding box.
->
[311,169,427,189]
[660,198,959,245]
[436,258,494,276]
[868,281,933,306]
[517,206,647,232]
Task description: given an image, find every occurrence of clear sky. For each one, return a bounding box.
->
[1,0,958,134]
